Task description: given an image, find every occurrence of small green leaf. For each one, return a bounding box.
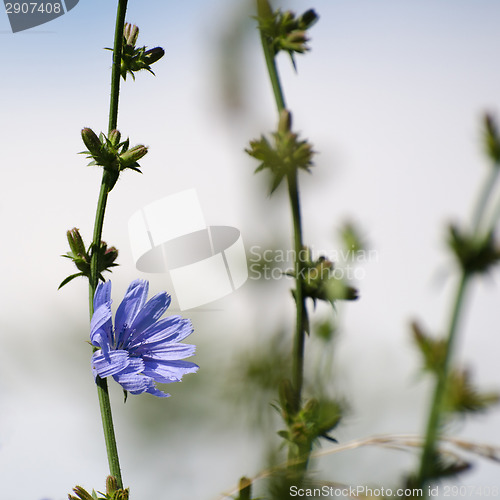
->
[58,272,85,289]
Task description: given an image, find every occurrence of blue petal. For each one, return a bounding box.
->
[112,358,150,394]
[127,292,172,344]
[115,280,149,346]
[93,281,112,312]
[91,328,111,356]
[130,317,193,349]
[92,350,129,378]
[90,303,113,348]
[116,372,170,397]
[142,359,199,383]
[135,343,196,360]
[145,382,170,398]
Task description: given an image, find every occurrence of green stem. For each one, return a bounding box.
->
[88,0,128,489]
[471,166,500,236]
[258,31,286,112]
[256,0,308,475]
[416,272,469,488]
[287,169,306,408]
[417,159,500,490]
[108,0,128,133]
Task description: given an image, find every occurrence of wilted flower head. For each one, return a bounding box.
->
[90,279,198,397]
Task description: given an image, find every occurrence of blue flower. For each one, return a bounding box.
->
[90,279,198,397]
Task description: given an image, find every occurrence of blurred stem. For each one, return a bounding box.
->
[257,18,285,110]
[88,0,128,489]
[417,160,500,490]
[256,0,308,476]
[471,166,500,236]
[237,477,252,500]
[416,272,469,489]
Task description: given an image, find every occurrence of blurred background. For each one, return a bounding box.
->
[1,0,500,498]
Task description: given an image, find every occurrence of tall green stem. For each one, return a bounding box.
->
[287,170,306,408]
[88,0,128,489]
[416,272,469,488]
[417,159,500,491]
[471,167,500,236]
[256,0,307,472]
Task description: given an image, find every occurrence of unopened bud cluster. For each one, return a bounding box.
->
[287,247,358,307]
[277,380,341,451]
[59,228,118,289]
[246,110,314,193]
[81,127,147,190]
[68,476,129,500]
[448,224,500,275]
[120,23,165,80]
[257,0,318,66]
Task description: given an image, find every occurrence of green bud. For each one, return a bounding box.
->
[143,47,165,65]
[278,109,292,134]
[108,129,121,148]
[298,9,319,30]
[448,224,500,274]
[281,10,295,26]
[81,128,102,156]
[287,31,308,44]
[68,486,94,500]
[106,476,118,495]
[119,145,148,168]
[67,228,86,258]
[302,397,319,421]
[123,23,139,46]
[316,399,342,435]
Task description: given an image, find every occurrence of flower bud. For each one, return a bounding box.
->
[67,228,86,257]
[143,47,165,66]
[119,145,148,167]
[123,23,139,46]
[299,9,319,29]
[287,31,308,44]
[278,109,292,134]
[81,128,102,156]
[69,486,94,500]
[108,129,121,148]
[106,475,118,495]
[282,10,294,25]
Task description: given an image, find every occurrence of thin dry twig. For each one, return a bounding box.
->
[214,433,500,500]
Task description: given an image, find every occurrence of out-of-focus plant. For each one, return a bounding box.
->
[243,0,358,495]
[408,113,500,494]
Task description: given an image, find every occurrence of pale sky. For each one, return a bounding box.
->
[1,1,500,498]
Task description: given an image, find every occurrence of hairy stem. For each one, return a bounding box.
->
[88,0,128,488]
[256,0,308,474]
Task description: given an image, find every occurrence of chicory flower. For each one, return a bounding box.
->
[90,279,198,397]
